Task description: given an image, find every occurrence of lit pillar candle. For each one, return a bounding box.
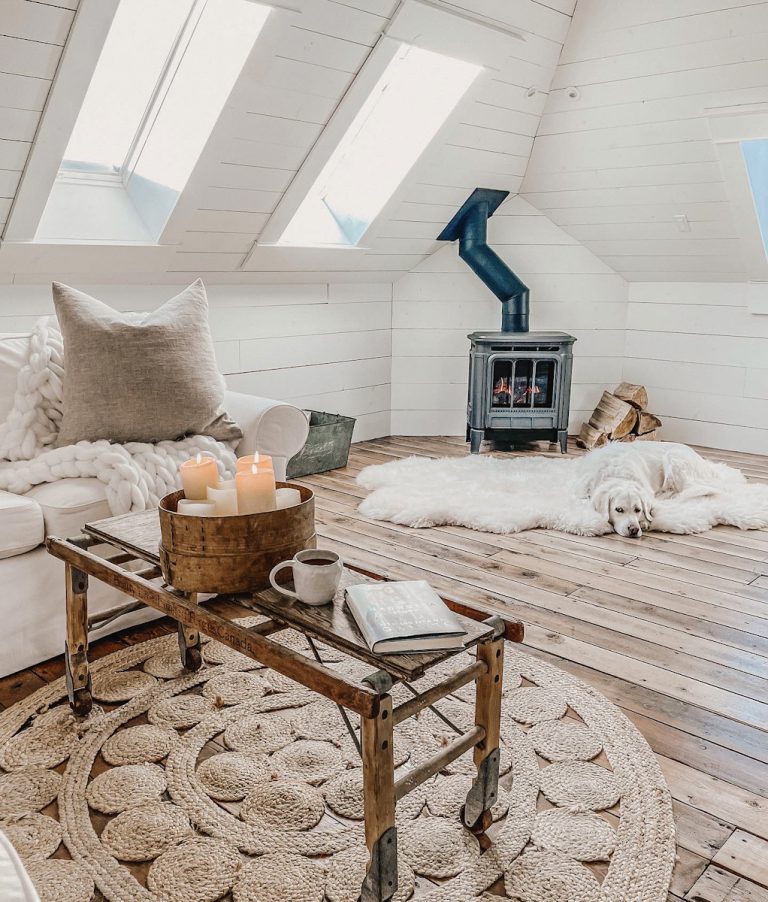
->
[207,484,238,516]
[180,453,219,500]
[236,453,273,473]
[235,463,276,514]
[275,487,302,510]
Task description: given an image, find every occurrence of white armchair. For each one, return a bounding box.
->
[224,390,308,480]
[0,333,309,676]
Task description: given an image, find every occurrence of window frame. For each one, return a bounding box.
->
[244,0,516,269]
[59,0,205,184]
[3,0,288,249]
[3,0,121,242]
[251,36,405,253]
[709,102,768,305]
[119,0,207,186]
[278,42,482,249]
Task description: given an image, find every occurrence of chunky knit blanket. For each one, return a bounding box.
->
[0,318,236,514]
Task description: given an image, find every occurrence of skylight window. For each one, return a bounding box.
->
[742,139,768,259]
[62,0,195,175]
[129,0,270,196]
[278,44,481,247]
[37,0,270,242]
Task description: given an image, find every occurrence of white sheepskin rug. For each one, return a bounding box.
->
[357,443,768,536]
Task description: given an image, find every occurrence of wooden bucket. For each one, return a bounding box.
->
[158,482,316,594]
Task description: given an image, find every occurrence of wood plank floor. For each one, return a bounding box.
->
[1,435,767,901]
[299,436,768,902]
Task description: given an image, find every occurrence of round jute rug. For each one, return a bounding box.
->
[0,625,675,901]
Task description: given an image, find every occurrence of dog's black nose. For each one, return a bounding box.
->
[628,526,640,537]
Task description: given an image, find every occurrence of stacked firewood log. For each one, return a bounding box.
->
[577,383,661,449]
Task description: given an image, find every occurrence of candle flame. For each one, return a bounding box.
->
[251,463,258,475]
[195,453,202,464]
[254,452,260,463]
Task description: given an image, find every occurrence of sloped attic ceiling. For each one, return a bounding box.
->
[0,0,575,284]
[520,0,768,282]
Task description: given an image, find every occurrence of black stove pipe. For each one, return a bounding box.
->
[436,188,529,333]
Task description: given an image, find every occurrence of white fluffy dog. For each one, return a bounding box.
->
[357,442,768,537]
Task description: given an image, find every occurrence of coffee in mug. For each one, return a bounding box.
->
[268,549,343,606]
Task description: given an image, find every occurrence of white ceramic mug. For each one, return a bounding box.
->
[268,549,343,606]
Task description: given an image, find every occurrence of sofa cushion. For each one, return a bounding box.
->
[0,334,30,425]
[52,280,241,446]
[0,490,44,559]
[25,478,111,538]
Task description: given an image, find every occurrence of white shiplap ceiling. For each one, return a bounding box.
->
[520,0,768,282]
[0,0,576,283]
[4,0,762,285]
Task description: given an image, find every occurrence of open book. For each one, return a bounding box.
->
[345,580,467,654]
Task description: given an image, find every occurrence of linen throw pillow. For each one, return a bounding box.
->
[52,280,242,446]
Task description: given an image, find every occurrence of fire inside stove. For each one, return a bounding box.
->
[491,360,555,409]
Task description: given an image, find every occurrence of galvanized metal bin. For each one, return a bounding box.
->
[287,411,356,478]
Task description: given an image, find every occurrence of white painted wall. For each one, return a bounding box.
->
[390,197,768,455]
[521,0,768,282]
[390,226,768,454]
[0,280,392,442]
[391,196,628,436]
[623,282,768,453]
[4,246,768,456]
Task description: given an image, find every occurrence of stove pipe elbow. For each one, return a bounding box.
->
[437,188,530,333]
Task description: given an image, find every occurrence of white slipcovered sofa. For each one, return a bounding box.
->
[0,332,309,677]
[0,832,39,902]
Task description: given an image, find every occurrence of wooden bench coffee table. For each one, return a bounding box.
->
[47,509,524,902]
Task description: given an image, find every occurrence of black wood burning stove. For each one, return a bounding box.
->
[467,331,575,453]
[437,188,576,454]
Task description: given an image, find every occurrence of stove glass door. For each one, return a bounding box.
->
[490,357,558,411]
[513,360,533,407]
[533,360,555,408]
[491,360,512,408]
